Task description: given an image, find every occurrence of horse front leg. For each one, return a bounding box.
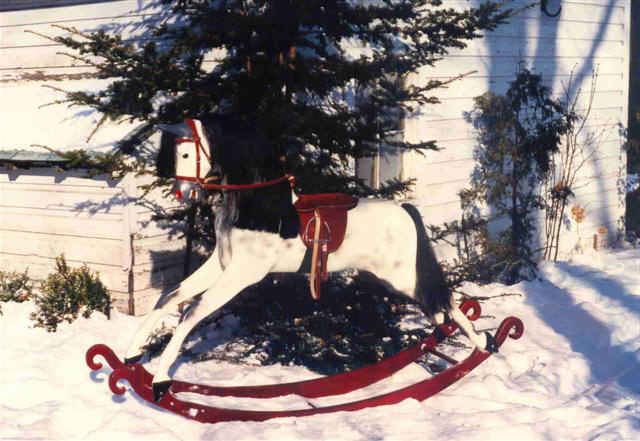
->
[150,250,277,400]
[124,251,224,363]
[217,225,232,270]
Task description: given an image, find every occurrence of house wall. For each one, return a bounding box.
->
[0,0,188,315]
[0,168,188,315]
[402,0,630,259]
[0,0,632,311]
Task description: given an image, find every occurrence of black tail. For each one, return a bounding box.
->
[401,203,452,316]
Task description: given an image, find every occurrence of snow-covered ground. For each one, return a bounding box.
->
[2,247,640,441]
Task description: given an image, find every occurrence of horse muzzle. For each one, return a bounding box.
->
[171,180,204,202]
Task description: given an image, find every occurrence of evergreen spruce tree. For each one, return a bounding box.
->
[46,0,519,371]
[52,0,515,196]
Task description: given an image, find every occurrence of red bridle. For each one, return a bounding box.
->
[175,118,295,191]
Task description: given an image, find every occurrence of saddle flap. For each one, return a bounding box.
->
[294,193,357,253]
[294,193,358,300]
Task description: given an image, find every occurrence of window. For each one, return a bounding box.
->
[356,125,405,190]
[353,75,406,190]
[356,150,404,190]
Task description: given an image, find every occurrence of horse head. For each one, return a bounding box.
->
[157,118,216,202]
[156,115,299,238]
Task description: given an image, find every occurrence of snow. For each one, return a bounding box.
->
[0,79,138,153]
[3,247,640,440]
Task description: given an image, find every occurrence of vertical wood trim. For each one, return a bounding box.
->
[622,0,632,131]
[124,172,138,235]
[121,172,137,315]
[373,153,380,190]
[627,0,639,136]
[621,0,632,230]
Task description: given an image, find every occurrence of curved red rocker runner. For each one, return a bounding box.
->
[86,300,524,424]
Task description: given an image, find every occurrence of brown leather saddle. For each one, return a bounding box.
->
[294,193,358,300]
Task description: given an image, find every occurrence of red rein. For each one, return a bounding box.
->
[176,174,295,191]
[201,174,295,191]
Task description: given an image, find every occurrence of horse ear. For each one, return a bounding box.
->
[157,122,191,138]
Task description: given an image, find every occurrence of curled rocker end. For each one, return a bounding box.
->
[108,368,130,396]
[459,299,481,321]
[86,344,124,371]
[494,317,525,348]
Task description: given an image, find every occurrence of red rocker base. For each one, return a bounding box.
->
[86,300,523,424]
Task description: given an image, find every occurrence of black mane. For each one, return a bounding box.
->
[172,114,299,238]
[157,130,176,178]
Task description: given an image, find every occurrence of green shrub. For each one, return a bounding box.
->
[30,255,111,331]
[0,269,33,315]
[461,67,576,284]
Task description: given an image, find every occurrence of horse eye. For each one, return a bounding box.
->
[182,153,189,159]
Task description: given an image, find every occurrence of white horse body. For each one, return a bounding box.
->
[274,199,416,289]
[125,117,489,392]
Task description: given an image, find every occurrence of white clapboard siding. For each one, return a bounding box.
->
[408,146,623,208]
[1,230,124,264]
[0,183,126,212]
[420,54,625,79]
[404,0,629,259]
[0,166,186,316]
[407,90,625,122]
[412,122,622,166]
[0,1,157,73]
[0,254,126,288]
[415,107,623,141]
[1,10,159,47]
[0,2,189,316]
[131,258,186,292]
[0,171,128,277]
[1,207,124,239]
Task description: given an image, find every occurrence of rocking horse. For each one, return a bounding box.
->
[86,115,523,423]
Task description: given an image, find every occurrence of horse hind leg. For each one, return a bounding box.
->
[401,203,491,352]
[447,297,492,352]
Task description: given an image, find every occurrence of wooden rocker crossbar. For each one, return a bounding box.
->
[86,300,524,424]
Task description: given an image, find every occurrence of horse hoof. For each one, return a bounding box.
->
[124,354,143,365]
[485,331,499,353]
[153,380,172,402]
